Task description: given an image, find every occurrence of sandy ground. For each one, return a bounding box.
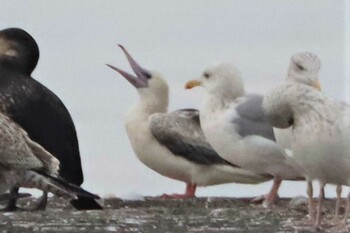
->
[0,196,349,232]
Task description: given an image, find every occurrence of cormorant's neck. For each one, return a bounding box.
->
[0,56,17,72]
[0,54,38,75]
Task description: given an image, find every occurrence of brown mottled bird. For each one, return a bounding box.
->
[0,112,99,206]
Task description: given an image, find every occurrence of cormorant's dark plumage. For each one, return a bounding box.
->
[0,28,101,210]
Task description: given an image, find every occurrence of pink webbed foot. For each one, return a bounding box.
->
[160,193,195,199]
[250,177,282,208]
[328,221,349,233]
[160,183,196,199]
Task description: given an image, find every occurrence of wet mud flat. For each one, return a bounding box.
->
[0,197,347,232]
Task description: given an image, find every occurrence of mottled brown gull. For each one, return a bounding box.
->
[276,51,344,223]
[263,79,350,229]
[0,113,99,209]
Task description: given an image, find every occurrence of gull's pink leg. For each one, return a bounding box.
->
[161,183,197,199]
[307,180,315,223]
[329,191,350,232]
[343,192,350,223]
[262,177,282,208]
[334,185,342,218]
[251,177,281,208]
[314,183,325,230]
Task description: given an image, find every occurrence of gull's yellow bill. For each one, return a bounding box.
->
[185,80,202,89]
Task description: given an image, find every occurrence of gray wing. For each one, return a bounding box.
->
[233,94,275,141]
[149,109,238,166]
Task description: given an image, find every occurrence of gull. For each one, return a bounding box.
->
[279,52,343,222]
[0,112,99,208]
[274,52,322,150]
[107,45,271,198]
[276,51,321,220]
[263,70,350,229]
[186,62,303,207]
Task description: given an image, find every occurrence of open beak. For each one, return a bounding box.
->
[185,80,202,89]
[106,44,150,88]
[313,80,321,91]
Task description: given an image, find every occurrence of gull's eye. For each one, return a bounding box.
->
[203,72,211,79]
[296,64,305,71]
[288,116,294,125]
[143,70,152,79]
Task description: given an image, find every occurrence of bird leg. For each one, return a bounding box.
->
[251,177,281,208]
[342,192,350,223]
[0,192,31,204]
[33,191,48,210]
[0,187,21,211]
[262,177,282,208]
[307,180,316,223]
[293,181,316,227]
[328,191,350,232]
[296,184,325,232]
[332,185,342,222]
[161,183,197,199]
[23,191,48,211]
[0,189,48,212]
[314,183,325,230]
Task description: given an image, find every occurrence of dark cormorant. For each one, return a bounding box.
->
[0,28,102,210]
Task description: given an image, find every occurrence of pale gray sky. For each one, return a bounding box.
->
[346,0,350,101]
[1,0,349,198]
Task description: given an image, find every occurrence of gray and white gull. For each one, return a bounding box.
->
[186,62,303,207]
[107,45,270,198]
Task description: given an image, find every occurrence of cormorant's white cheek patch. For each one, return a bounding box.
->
[0,39,8,54]
[0,39,17,57]
[5,49,17,57]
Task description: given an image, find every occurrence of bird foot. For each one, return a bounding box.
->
[328,217,342,226]
[327,221,349,233]
[293,221,324,232]
[23,198,47,211]
[262,198,275,208]
[30,195,47,211]
[0,194,47,211]
[250,195,266,203]
[0,204,46,212]
[0,193,31,204]
[0,203,26,212]
[293,217,315,226]
[250,194,279,208]
[160,193,195,199]
[297,226,323,232]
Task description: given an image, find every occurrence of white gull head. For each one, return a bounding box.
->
[136,71,169,112]
[287,52,321,90]
[189,62,245,102]
[107,45,169,113]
